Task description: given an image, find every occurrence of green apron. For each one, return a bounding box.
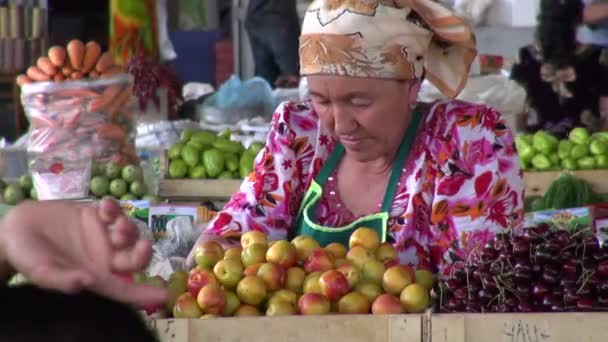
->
[293,109,423,247]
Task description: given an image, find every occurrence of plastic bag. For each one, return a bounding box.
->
[201,75,275,124]
[21,74,138,200]
[152,216,199,260]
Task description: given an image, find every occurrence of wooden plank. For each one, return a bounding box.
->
[432,313,608,342]
[524,170,608,197]
[150,319,189,342]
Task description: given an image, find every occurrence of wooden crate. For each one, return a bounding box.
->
[152,315,423,342]
[431,313,608,342]
[524,170,608,197]
[158,151,241,200]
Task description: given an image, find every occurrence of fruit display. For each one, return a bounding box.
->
[167,129,264,180]
[0,174,37,205]
[89,162,156,201]
[525,173,604,212]
[140,228,434,318]
[436,224,608,313]
[517,128,608,171]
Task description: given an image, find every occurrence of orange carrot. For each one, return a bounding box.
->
[82,41,101,74]
[53,89,100,98]
[95,123,126,141]
[99,65,124,78]
[48,46,66,67]
[107,87,132,119]
[16,74,32,86]
[37,57,57,76]
[87,84,122,113]
[67,39,85,70]
[95,52,114,73]
[26,66,50,81]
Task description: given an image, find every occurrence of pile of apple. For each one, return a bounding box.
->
[168,228,434,318]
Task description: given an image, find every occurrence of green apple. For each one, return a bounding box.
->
[110,179,128,197]
[121,164,143,183]
[105,163,122,179]
[89,176,110,197]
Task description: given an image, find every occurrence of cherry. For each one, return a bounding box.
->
[597,260,608,277]
[551,230,570,247]
[516,284,531,298]
[481,247,498,262]
[551,304,565,312]
[597,281,608,296]
[453,288,468,301]
[543,241,561,254]
[492,304,510,313]
[446,297,463,311]
[598,296,608,306]
[505,296,519,308]
[478,289,495,304]
[490,262,503,276]
[517,301,534,312]
[560,278,577,288]
[513,238,531,256]
[532,283,550,299]
[514,268,532,285]
[536,223,550,234]
[481,276,498,290]
[451,261,467,283]
[562,261,578,277]
[445,279,461,291]
[576,298,594,312]
[583,236,600,254]
[542,295,562,308]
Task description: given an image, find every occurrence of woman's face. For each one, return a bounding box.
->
[307,76,420,162]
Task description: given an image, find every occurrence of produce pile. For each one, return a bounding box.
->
[89,162,156,201]
[436,224,608,313]
[167,129,263,180]
[0,174,36,205]
[517,128,608,171]
[136,228,434,318]
[525,173,603,212]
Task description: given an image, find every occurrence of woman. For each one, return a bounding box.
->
[192,0,524,275]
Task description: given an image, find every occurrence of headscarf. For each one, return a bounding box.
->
[299,0,477,98]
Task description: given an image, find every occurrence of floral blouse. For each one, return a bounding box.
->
[205,99,525,275]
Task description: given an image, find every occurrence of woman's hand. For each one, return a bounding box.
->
[0,199,167,307]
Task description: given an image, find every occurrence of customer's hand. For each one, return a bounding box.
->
[0,199,167,307]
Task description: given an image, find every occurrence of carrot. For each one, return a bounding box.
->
[26,66,50,81]
[48,46,66,67]
[99,65,125,78]
[62,66,73,76]
[70,71,84,80]
[53,73,65,82]
[82,41,101,74]
[95,52,114,73]
[87,84,122,112]
[95,123,126,141]
[16,74,32,86]
[37,57,57,76]
[107,87,132,119]
[53,89,100,98]
[67,39,85,70]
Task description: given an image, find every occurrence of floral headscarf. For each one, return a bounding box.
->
[299,0,477,98]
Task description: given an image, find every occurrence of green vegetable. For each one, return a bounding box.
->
[592,132,608,143]
[590,139,608,156]
[531,154,552,170]
[180,145,200,167]
[518,145,535,163]
[213,139,243,154]
[569,127,591,145]
[570,144,589,159]
[239,152,255,179]
[549,154,560,166]
[597,155,608,168]
[203,149,226,178]
[189,166,207,179]
[577,157,597,170]
[540,173,599,211]
[218,128,232,140]
[248,142,265,156]
[168,143,184,160]
[558,140,574,160]
[169,159,188,179]
[225,153,239,172]
[218,171,234,179]
[561,158,578,170]
[533,131,559,154]
[530,197,546,212]
[180,128,195,143]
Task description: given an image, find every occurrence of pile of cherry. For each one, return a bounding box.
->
[436,224,608,313]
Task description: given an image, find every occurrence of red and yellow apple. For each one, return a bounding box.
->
[213,258,244,288]
[200,314,218,319]
[338,292,371,314]
[224,247,243,261]
[375,242,398,264]
[298,293,331,315]
[223,291,241,316]
[319,270,349,301]
[244,262,264,277]
[334,258,348,268]
[346,246,374,269]
[362,260,385,286]
[325,242,347,259]
[384,259,399,269]
[241,243,267,267]
[304,248,334,273]
[400,283,430,313]
[355,282,383,302]
[415,269,435,290]
[382,265,414,296]
[173,292,203,318]
[197,283,227,315]
[291,235,320,263]
[266,300,297,316]
[336,262,362,290]
[257,262,286,291]
[372,294,404,315]
[268,289,298,307]
[234,304,261,316]
[266,240,298,269]
[349,227,380,251]
[187,267,218,297]
[303,272,323,294]
[194,241,224,269]
[165,270,188,311]
[236,275,268,306]
[241,231,268,249]
[285,267,307,294]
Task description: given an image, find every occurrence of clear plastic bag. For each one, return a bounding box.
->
[21,75,138,200]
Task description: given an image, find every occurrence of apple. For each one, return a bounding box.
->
[257,262,286,291]
[400,283,430,313]
[336,262,362,289]
[241,244,267,267]
[298,293,331,315]
[355,282,383,303]
[236,275,268,306]
[349,227,380,251]
[200,314,218,319]
[415,269,435,290]
[361,260,385,286]
[319,270,349,301]
[165,270,188,311]
[285,267,307,294]
[325,243,347,259]
[334,259,348,268]
[266,300,297,316]
[223,291,240,316]
[244,263,264,277]
[224,247,243,261]
[188,268,218,297]
[384,259,399,269]
[401,264,416,284]
[194,241,224,269]
[338,292,371,314]
[268,289,298,307]
[291,235,320,263]
[382,265,414,296]
[213,259,244,288]
[234,304,261,316]
[303,272,323,294]
[266,240,298,268]
[375,242,398,263]
[304,248,334,273]
[173,292,203,318]
[197,283,227,315]
[346,246,374,269]
[241,231,268,249]
[372,294,404,315]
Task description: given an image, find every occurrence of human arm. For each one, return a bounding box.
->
[428,101,525,275]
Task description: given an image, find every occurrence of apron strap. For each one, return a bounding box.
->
[380,108,423,213]
[315,140,345,187]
